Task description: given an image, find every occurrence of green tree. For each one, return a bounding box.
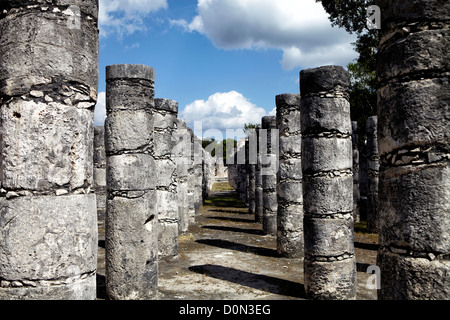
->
[202,137,237,165]
[317,0,379,141]
[244,123,260,136]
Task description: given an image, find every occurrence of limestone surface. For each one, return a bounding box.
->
[0,0,99,300]
[300,65,356,300]
[376,0,450,300]
[276,93,303,258]
[105,64,158,300]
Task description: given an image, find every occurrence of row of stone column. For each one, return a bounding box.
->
[1,0,447,301]
[229,66,356,299]
[101,63,214,300]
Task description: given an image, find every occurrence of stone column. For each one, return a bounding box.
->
[300,66,356,300]
[276,94,303,258]
[376,0,450,300]
[105,64,157,300]
[261,116,278,235]
[358,139,369,222]
[366,116,379,233]
[202,148,215,200]
[351,122,360,223]
[0,1,98,300]
[254,126,264,223]
[229,138,248,203]
[193,138,204,214]
[237,139,248,204]
[94,126,107,229]
[246,138,257,216]
[186,127,196,226]
[173,119,192,234]
[153,98,179,259]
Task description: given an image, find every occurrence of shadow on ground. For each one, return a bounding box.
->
[196,239,279,258]
[189,264,306,299]
[98,182,379,300]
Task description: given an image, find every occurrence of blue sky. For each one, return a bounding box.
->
[95,0,358,139]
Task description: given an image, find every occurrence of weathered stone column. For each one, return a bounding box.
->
[94,126,107,229]
[0,1,98,300]
[300,66,356,300]
[105,64,157,300]
[358,139,369,222]
[246,138,257,216]
[173,119,192,234]
[351,122,360,223]
[193,137,204,214]
[186,127,196,226]
[276,94,303,258]
[153,99,179,259]
[202,148,215,200]
[376,0,450,300]
[236,138,248,204]
[261,116,278,235]
[366,116,379,233]
[228,138,248,203]
[254,126,264,223]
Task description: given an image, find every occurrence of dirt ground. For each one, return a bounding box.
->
[97,182,379,300]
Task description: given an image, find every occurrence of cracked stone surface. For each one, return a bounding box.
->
[97,183,378,300]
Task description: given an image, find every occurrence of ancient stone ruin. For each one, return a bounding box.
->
[0,0,99,300]
[276,94,303,258]
[261,116,279,235]
[105,64,158,300]
[300,66,356,299]
[153,98,179,259]
[375,0,450,299]
[0,0,448,302]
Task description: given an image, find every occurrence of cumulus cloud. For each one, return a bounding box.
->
[171,0,357,70]
[94,89,273,140]
[99,0,168,37]
[94,91,106,126]
[268,107,277,117]
[181,91,267,139]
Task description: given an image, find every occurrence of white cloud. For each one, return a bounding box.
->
[281,43,357,71]
[173,0,358,70]
[181,91,268,139]
[94,90,271,139]
[169,15,204,33]
[94,91,106,126]
[268,107,276,117]
[99,0,168,37]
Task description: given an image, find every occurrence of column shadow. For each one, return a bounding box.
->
[96,274,107,300]
[354,242,379,251]
[202,225,265,236]
[188,264,305,299]
[205,215,257,223]
[196,239,279,258]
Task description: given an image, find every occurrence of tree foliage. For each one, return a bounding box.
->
[202,138,237,165]
[317,0,379,141]
[244,123,260,136]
